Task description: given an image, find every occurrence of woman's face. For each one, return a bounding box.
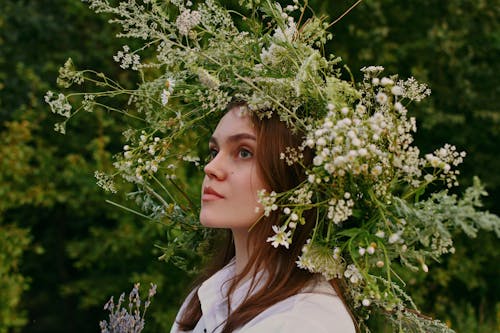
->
[200,107,268,231]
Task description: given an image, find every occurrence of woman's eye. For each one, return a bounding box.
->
[238,148,253,159]
[209,148,218,159]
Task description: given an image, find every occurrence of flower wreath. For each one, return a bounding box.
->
[46,0,500,331]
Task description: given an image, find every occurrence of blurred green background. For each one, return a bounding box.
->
[0,0,499,332]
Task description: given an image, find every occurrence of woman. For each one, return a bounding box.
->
[170,103,356,333]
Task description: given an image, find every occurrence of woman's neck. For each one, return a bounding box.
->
[231,228,251,276]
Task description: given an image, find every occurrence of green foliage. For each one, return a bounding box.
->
[0,118,44,332]
[0,224,31,333]
[0,0,192,332]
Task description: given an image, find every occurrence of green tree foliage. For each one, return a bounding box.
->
[0,0,498,332]
[0,0,192,332]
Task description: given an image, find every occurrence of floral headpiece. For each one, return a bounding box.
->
[46,0,499,332]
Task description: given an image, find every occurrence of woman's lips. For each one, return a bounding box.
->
[202,186,225,201]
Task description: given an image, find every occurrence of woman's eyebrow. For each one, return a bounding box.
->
[209,133,256,145]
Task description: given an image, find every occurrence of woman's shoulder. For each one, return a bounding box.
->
[239,277,356,333]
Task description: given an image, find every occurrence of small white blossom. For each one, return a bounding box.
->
[176,9,201,36]
[391,85,403,96]
[161,89,171,106]
[380,77,394,86]
[267,225,292,249]
[388,232,402,244]
[376,92,388,104]
[344,264,362,284]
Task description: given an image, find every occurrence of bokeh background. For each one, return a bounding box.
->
[1,0,499,332]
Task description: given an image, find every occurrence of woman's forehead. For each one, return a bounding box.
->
[213,107,256,137]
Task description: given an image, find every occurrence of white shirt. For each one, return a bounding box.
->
[170,260,356,333]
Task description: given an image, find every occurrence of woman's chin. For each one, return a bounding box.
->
[199,215,223,228]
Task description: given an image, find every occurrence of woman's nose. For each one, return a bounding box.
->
[204,152,227,180]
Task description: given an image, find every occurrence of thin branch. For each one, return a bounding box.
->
[327,0,363,29]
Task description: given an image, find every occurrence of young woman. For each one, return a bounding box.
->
[170,103,356,333]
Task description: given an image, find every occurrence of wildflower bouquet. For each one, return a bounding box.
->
[46,0,500,331]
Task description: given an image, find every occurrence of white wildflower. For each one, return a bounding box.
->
[258,190,278,216]
[182,155,200,166]
[161,89,170,106]
[45,92,72,118]
[344,264,363,284]
[376,92,388,104]
[380,77,394,86]
[95,171,117,193]
[388,232,402,244]
[113,45,141,70]
[397,77,431,102]
[267,225,292,249]
[176,9,201,36]
[391,85,403,96]
[296,243,345,280]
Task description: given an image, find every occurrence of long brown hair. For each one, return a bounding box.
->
[177,105,353,332]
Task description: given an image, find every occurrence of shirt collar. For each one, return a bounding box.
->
[197,259,266,333]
